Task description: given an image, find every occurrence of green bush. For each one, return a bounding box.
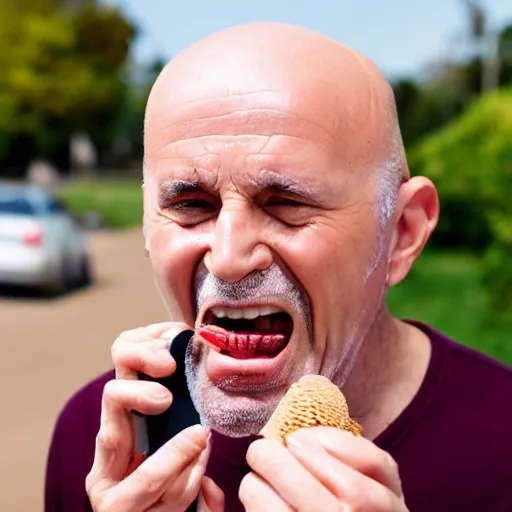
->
[388,250,512,365]
[481,242,512,313]
[408,88,512,312]
[58,179,142,229]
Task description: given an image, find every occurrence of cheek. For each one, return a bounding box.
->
[272,217,383,336]
[147,221,208,322]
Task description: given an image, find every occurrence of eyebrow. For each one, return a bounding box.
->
[254,173,323,204]
[159,180,201,202]
[158,174,327,206]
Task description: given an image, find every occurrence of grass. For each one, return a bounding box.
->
[58,179,511,365]
[388,250,512,365]
[58,178,142,229]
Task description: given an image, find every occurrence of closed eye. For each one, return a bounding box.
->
[161,195,219,226]
[262,196,315,226]
[265,197,304,207]
[169,199,216,211]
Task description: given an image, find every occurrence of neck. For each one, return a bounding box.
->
[342,309,431,440]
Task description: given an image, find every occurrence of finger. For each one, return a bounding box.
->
[118,322,180,342]
[103,379,173,416]
[198,477,225,512]
[246,439,340,511]
[154,442,211,511]
[113,338,176,379]
[239,473,295,512]
[288,428,403,497]
[286,432,400,510]
[105,425,210,512]
[112,323,190,379]
[87,380,173,494]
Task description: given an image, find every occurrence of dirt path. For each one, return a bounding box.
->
[0,229,167,511]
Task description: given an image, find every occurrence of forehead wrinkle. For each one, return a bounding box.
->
[170,108,291,125]
[152,107,335,149]
[177,89,282,108]
[152,134,319,161]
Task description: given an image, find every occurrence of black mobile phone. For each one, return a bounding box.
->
[135,329,200,456]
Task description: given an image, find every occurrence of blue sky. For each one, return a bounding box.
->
[105,0,512,80]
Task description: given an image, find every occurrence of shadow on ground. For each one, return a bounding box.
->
[0,280,97,302]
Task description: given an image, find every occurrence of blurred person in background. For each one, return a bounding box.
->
[45,22,512,512]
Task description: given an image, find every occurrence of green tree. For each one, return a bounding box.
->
[394,80,468,148]
[393,23,512,150]
[409,88,512,312]
[0,0,136,175]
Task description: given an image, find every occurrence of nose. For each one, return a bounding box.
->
[205,201,273,283]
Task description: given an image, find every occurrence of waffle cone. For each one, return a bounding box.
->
[260,375,362,443]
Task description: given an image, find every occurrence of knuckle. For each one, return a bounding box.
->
[85,473,107,512]
[93,494,122,512]
[369,450,393,475]
[84,472,96,497]
[110,338,121,361]
[96,427,120,454]
[171,429,205,459]
[112,344,149,375]
[102,380,118,402]
[133,464,167,495]
[342,479,365,510]
[346,486,393,512]
[371,487,397,512]
[111,337,131,367]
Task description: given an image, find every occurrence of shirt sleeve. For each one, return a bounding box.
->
[44,371,113,512]
[44,408,66,511]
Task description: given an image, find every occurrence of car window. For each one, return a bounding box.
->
[45,197,66,214]
[0,194,37,216]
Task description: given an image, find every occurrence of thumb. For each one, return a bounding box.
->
[198,476,225,512]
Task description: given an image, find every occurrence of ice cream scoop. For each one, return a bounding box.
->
[260,375,362,443]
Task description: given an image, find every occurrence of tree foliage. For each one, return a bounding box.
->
[0,0,136,175]
[409,88,512,311]
[393,23,512,150]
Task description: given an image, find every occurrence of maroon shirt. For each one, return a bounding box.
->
[45,323,512,511]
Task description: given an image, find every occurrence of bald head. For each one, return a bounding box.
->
[144,22,408,222]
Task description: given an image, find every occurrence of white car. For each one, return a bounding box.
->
[0,182,92,294]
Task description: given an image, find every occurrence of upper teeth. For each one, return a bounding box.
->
[211,306,281,320]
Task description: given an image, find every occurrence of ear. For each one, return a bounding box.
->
[387,177,439,287]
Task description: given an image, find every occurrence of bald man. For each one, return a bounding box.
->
[45,23,512,512]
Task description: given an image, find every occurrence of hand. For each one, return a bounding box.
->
[240,427,408,512]
[86,322,224,512]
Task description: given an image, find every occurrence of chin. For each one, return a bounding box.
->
[185,344,318,437]
[189,378,281,437]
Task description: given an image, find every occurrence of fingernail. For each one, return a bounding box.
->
[151,388,171,401]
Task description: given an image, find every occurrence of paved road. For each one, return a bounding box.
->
[0,229,167,511]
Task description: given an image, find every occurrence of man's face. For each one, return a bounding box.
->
[143,88,390,436]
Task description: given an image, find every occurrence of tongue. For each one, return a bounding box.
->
[198,326,287,359]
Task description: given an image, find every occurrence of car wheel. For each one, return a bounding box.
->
[78,256,93,287]
[43,267,68,297]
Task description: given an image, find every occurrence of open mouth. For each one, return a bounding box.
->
[199,306,293,359]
